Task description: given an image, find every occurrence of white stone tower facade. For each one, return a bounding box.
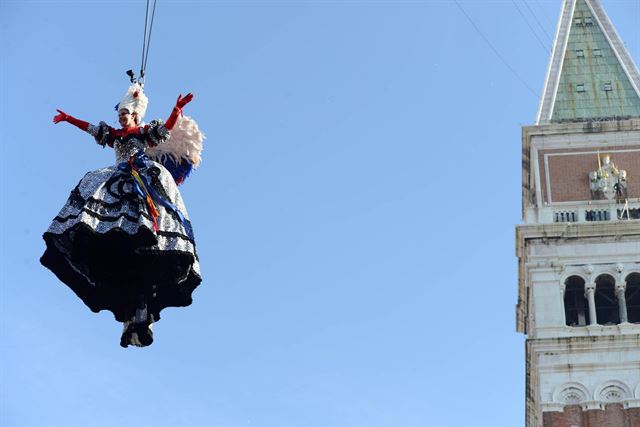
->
[516,0,640,426]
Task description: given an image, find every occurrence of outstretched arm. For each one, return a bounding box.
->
[54,109,115,148]
[53,109,91,131]
[165,93,193,130]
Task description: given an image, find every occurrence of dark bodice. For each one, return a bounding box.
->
[87,120,170,164]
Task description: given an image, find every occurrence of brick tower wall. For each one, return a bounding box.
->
[543,405,640,427]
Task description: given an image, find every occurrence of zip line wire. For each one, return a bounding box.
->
[139,0,158,83]
[531,0,557,28]
[521,0,553,43]
[512,0,550,54]
[453,0,539,98]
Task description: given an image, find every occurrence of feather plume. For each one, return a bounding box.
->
[146,115,205,184]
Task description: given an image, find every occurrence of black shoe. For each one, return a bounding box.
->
[120,323,134,348]
[134,322,153,347]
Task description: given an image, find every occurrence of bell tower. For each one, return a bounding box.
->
[516,0,640,426]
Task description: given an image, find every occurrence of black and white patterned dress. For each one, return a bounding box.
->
[41,120,201,325]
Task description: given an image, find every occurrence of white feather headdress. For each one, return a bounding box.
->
[117,83,149,120]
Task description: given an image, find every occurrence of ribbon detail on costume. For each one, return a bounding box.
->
[118,151,194,241]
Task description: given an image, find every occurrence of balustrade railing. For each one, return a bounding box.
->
[532,200,640,224]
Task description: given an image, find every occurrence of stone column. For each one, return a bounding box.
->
[586,283,597,325]
[616,281,628,323]
[559,282,566,325]
[616,264,628,324]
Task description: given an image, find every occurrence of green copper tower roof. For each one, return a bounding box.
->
[537,0,640,124]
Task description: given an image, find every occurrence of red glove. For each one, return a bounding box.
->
[166,93,194,130]
[176,93,193,109]
[53,109,90,131]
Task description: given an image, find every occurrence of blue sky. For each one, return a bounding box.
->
[1,1,638,426]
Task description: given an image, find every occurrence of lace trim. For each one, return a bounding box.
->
[53,175,194,243]
[91,121,112,147]
[147,120,169,146]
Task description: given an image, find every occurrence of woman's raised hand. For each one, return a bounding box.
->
[165,94,194,130]
[52,110,90,131]
[53,109,69,124]
[176,93,194,109]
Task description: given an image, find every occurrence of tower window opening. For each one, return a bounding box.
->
[595,275,619,325]
[620,208,640,219]
[564,276,589,327]
[604,82,613,92]
[586,209,609,221]
[625,273,640,323]
[554,211,577,222]
[576,84,586,93]
[574,18,583,26]
[584,16,593,26]
[576,49,585,58]
[593,49,603,57]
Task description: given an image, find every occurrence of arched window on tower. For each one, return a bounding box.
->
[595,274,619,325]
[625,273,640,323]
[564,276,589,326]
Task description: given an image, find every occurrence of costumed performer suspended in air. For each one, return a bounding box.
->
[41,81,205,348]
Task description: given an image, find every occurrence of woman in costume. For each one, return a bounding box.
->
[41,83,204,348]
